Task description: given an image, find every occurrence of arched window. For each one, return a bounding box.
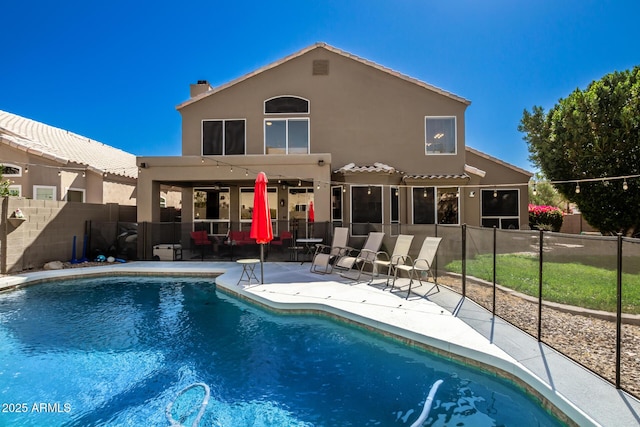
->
[1,164,22,177]
[264,96,310,154]
[264,96,309,114]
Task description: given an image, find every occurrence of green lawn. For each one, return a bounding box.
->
[445,254,640,314]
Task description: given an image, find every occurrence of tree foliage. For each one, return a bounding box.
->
[519,66,640,235]
[528,173,567,209]
[0,170,11,197]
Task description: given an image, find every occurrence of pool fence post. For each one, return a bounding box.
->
[537,229,543,342]
[616,233,623,389]
[461,224,466,298]
[492,226,496,316]
[434,223,438,282]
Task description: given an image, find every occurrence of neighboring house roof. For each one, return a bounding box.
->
[465,146,532,177]
[177,42,471,110]
[0,110,137,178]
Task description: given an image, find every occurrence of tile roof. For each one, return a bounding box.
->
[334,162,403,174]
[0,110,137,178]
[403,173,470,181]
[177,42,471,109]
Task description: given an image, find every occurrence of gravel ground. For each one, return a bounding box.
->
[438,275,640,399]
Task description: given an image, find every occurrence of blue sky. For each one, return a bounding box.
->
[2,0,639,171]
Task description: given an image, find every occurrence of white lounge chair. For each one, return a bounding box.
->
[310,227,350,274]
[392,236,442,299]
[372,234,414,287]
[335,232,385,281]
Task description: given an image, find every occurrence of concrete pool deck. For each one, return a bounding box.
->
[1,261,639,427]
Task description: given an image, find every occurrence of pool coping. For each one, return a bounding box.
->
[2,261,637,426]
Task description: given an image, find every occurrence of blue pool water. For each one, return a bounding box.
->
[0,276,565,426]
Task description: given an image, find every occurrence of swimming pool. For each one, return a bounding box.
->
[0,276,565,426]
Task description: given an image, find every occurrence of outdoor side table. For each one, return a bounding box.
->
[296,238,323,263]
[236,258,260,285]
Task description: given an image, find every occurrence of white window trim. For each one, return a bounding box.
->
[1,163,22,177]
[201,118,247,156]
[480,188,521,229]
[286,186,314,223]
[8,184,22,197]
[65,187,86,202]
[193,187,231,236]
[331,186,343,223]
[239,186,278,225]
[33,185,57,201]
[425,116,457,155]
[264,95,311,115]
[410,186,461,225]
[389,186,400,236]
[263,118,310,154]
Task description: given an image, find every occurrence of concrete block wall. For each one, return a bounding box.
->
[1,197,123,274]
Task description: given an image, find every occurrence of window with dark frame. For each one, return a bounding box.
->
[202,120,245,155]
[265,96,309,114]
[351,186,382,235]
[481,189,520,229]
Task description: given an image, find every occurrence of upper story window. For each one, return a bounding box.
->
[265,118,309,154]
[425,117,456,155]
[202,119,245,155]
[265,96,309,114]
[264,96,310,154]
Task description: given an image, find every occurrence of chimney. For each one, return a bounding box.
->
[190,80,212,98]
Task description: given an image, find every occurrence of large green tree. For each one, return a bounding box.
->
[519,66,640,235]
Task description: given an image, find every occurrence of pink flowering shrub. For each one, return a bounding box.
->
[528,204,564,232]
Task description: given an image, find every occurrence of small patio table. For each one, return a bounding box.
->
[295,238,323,263]
[236,258,260,285]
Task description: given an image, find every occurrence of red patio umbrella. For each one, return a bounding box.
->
[308,201,315,223]
[307,200,315,237]
[250,172,273,283]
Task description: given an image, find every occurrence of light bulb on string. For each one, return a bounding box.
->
[575,183,580,194]
[623,180,629,191]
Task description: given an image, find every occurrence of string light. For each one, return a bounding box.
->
[532,183,537,196]
[423,187,427,198]
[194,156,640,196]
[575,183,580,194]
[367,186,372,195]
[623,180,628,191]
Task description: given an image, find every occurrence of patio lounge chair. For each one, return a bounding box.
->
[371,234,414,287]
[392,236,442,299]
[310,227,350,274]
[334,232,385,281]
